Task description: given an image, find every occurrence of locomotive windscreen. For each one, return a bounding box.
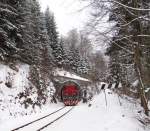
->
[62,85,78,96]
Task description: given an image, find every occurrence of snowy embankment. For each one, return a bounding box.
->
[0,63,32,122]
[0,63,54,124]
[0,63,56,125]
[0,89,149,131]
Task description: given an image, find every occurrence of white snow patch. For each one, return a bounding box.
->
[0,63,30,122]
[0,63,56,125]
[132,80,139,87]
[54,68,90,82]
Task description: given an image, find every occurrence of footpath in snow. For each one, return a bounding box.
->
[0,89,149,131]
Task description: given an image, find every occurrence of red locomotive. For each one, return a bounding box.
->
[61,81,80,106]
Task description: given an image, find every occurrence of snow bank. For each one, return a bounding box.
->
[0,63,31,122]
[0,63,29,93]
[0,63,56,124]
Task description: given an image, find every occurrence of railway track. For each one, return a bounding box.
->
[11,106,74,131]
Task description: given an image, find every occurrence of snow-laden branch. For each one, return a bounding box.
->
[138,35,150,37]
[113,35,133,41]
[119,63,134,66]
[89,25,149,54]
[120,16,150,27]
[120,17,141,27]
[114,34,150,38]
[96,0,150,11]
[111,41,133,54]
[112,0,150,11]
[92,28,134,54]
[123,6,137,16]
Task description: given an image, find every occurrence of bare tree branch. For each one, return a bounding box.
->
[98,0,150,11]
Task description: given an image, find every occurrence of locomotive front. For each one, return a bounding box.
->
[61,81,80,106]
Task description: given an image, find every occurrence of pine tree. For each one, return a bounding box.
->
[45,7,64,67]
[27,0,54,106]
[59,37,68,68]
[77,57,90,75]
[40,12,54,75]
[0,0,23,61]
[15,0,35,63]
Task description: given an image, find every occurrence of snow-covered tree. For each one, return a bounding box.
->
[0,0,23,61]
[62,29,91,75]
[45,7,64,67]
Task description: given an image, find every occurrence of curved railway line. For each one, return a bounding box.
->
[11,106,74,131]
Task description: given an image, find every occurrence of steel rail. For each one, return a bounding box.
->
[36,107,74,131]
[11,106,65,131]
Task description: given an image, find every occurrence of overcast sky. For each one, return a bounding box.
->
[39,0,90,35]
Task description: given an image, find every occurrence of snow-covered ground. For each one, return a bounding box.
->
[0,63,56,125]
[0,63,31,122]
[0,89,149,131]
[0,63,149,131]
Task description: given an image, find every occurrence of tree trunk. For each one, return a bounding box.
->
[133,0,149,116]
[134,44,149,116]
